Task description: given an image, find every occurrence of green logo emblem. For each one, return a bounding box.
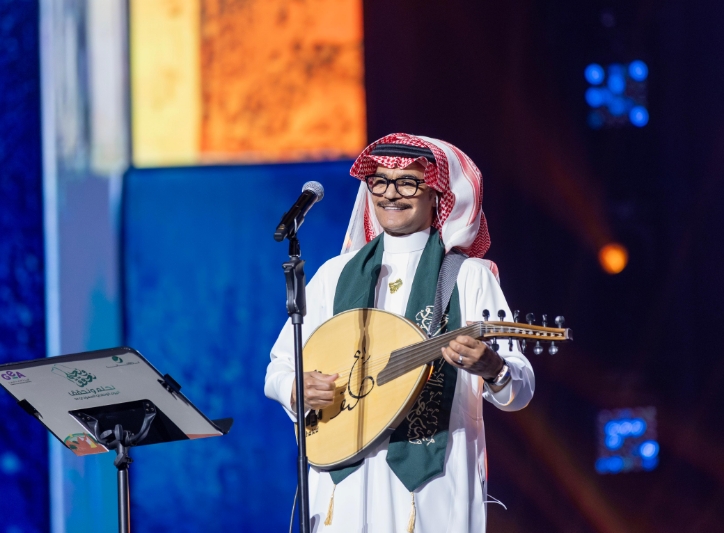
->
[112,356,123,364]
[52,364,96,387]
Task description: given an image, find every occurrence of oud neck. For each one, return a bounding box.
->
[376,323,482,386]
[376,320,571,386]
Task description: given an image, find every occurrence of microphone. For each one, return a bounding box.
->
[274,181,325,241]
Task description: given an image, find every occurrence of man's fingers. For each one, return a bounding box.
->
[441,346,461,367]
[309,388,335,401]
[449,339,481,358]
[306,375,338,391]
[455,335,480,348]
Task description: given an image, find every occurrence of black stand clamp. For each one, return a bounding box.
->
[78,402,157,533]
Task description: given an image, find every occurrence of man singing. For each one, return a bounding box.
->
[265,133,535,532]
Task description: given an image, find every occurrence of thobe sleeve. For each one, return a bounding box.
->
[264,261,331,422]
[458,259,535,412]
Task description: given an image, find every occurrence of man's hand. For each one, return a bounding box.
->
[290,371,339,412]
[441,335,504,381]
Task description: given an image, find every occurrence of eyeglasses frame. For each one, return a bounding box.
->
[364,174,427,198]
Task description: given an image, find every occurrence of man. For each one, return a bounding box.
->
[265,133,534,532]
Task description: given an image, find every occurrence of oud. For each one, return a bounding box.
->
[300,308,572,468]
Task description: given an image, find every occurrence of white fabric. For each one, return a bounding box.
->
[419,137,482,255]
[375,228,430,315]
[265,231,535,533]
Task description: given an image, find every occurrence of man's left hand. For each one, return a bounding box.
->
[441,335,504,380]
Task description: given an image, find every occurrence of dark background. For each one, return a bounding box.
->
[362,1,724,531]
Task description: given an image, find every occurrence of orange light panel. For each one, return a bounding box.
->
[131,0,366,167]
[199,0,366,163]
[598,243,628,274]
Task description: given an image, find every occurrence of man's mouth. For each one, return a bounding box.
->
[378,202,410,211]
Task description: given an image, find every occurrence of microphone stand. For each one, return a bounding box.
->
[282,233,311,533]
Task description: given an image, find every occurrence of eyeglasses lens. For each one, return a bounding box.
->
[366,177,420,198]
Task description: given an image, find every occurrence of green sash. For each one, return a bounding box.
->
[330,229,461,492]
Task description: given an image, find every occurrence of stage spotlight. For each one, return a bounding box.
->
[630,106,649,127]
[585,87,606,107]
[607,70,626,95]
[585,60,648,128]
[597,407,658,474]
[585,63,605,85]
[639,440,659,459]
[598,243,628,274]
[628,60,649,81]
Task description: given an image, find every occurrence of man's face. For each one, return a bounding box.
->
[370,162,437,236]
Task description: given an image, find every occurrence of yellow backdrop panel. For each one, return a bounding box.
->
[131,0,201,167]
[131,0,366,166]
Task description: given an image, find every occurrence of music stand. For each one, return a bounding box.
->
[0,347,233,533]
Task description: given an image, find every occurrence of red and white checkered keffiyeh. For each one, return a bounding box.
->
[343,133,494,266]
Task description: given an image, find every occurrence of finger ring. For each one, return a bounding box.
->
[457,355,464,365]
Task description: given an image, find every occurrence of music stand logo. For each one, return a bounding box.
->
[52,364,96,388]
[0,370,30,385]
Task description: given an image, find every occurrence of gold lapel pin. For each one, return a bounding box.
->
[389,279,403,294]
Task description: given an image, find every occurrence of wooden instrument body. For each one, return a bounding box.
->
[298,308,572,469]
[301,308,429,469]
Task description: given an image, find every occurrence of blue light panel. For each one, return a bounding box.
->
[584,60,649,129]
[596,407,659,474]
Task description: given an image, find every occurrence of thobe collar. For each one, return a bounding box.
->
[383,227,431,255]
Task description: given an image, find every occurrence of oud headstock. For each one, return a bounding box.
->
[477,309,573,355]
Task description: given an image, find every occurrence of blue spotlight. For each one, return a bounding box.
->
[607,73,626,95]
[607,456,624,473]
[630,106,649,127]
[585,61,648,129]
[639,440,659,459]
[585,63,605,85]
[585,87,606,107]
[631,419,647,436]
[629,60,649,81]
[605,434,623,450]
[598,407,658,474]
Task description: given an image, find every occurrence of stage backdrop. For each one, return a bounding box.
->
[123,160,358,531]
[0,3,49,532]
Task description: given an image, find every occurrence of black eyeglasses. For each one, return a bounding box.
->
[365,174,426,198]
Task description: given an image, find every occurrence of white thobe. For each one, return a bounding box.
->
[265,229,535,533]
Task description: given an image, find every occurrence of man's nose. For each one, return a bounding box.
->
[383,182,401,200]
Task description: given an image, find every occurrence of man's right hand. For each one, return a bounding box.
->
[290,371,339,412]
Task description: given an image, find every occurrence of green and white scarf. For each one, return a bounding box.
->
[329,228,461,492]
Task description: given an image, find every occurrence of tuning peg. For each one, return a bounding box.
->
[482,309,490,321]
[542,314,548,327]
[526,313,535,325]
[491,340,499,352]
[548,343,559,355]
[533,341,543,355]
[497,309,506,320]
[513,310,520,323]
[555,316,565,328]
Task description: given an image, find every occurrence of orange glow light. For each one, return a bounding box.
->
[598,243,628,274]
